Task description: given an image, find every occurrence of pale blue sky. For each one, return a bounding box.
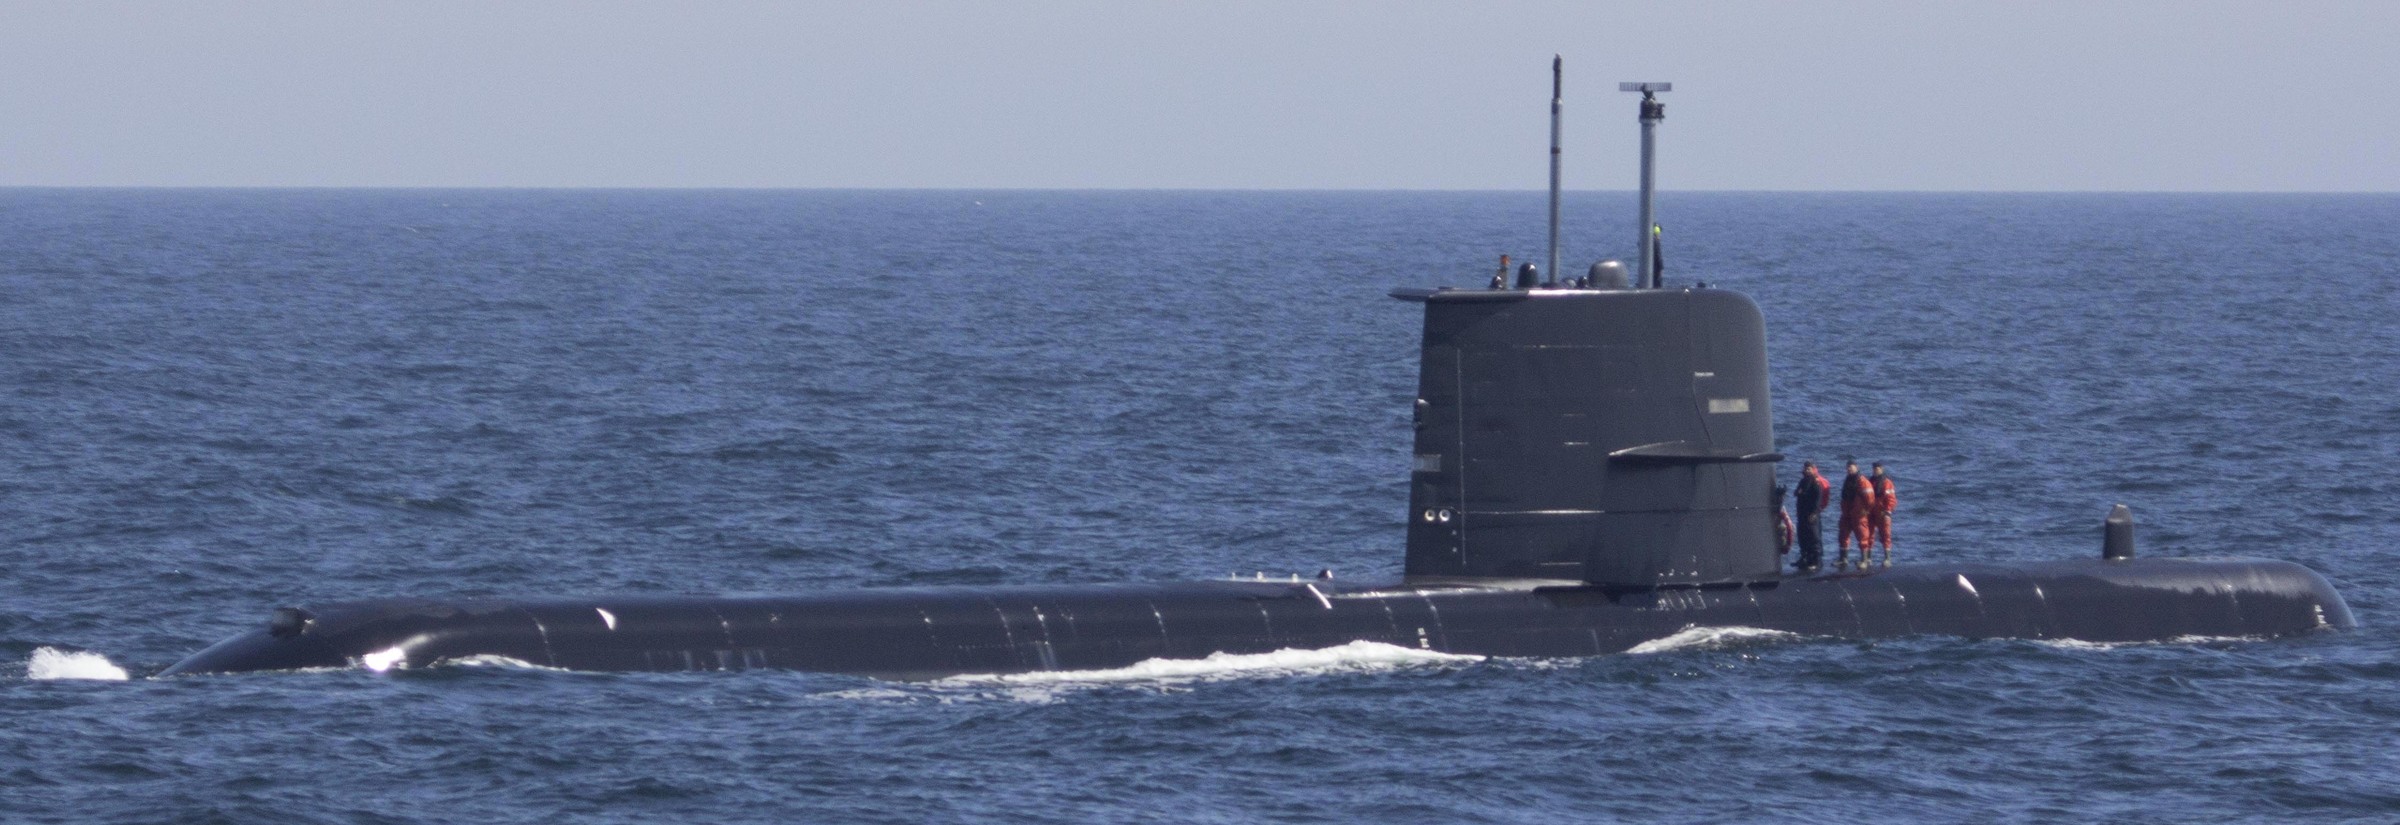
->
[3,1,2394,190]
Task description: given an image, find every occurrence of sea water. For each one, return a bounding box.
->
[3,190,2397,822]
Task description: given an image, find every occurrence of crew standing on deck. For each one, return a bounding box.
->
[1868,462,1898,567]
[1838,461,1873,570]
[1793,462,1830,573]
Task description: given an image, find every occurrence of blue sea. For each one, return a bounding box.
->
[3,189,2397,823]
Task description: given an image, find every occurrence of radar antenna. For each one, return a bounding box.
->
[1618,82,1670,288]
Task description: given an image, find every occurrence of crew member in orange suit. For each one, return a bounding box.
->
[1868,462,1898,567]
[1838,462,1873,570]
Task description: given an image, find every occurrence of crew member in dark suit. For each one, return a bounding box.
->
[1793,462,1831,573]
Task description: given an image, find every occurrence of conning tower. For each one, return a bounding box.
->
[1394,287,1780,586]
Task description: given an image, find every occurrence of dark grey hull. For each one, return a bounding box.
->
[158,557,2354,680]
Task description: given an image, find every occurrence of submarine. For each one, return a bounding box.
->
[160,69,2353,679]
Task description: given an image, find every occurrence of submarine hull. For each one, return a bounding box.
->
[159,557,2353,679]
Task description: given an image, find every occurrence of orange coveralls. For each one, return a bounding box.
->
[1838,472,1873,555]
[1869,475,1897,552]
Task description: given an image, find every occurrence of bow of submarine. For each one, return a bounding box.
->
[158,597,549,677]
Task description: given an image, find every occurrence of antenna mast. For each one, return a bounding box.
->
[1619,82,1670,288]
[1547,56,1563,284]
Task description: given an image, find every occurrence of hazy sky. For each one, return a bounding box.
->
[4,1,2395,191]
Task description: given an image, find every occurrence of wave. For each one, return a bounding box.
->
[27,647,131,681]
[811,641,1482,703]
[442,654,572,672]
[2033,634,2263,651]
[1625,626,1801,655]
[946,640,1481,686]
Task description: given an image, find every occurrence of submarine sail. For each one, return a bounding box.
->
[1399,286,1780,587]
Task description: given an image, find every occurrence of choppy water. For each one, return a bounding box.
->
[4,190,2397,823]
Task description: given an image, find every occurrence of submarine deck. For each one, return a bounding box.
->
[160,556,2352,680]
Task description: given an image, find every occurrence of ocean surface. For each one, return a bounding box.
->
[3,189,2397,823]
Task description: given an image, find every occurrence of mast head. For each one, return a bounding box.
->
[1621,82,1670,122]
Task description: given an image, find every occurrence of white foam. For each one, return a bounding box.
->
[26,647,130,681]
[361,645,408,672]
[1625,625,1799,655]
[811,642,1480,704]
[444,654,571,672]
[837,640,1488,704]
[2031,638,2122,651]
[2035,634,2262,651]
[2171,634,2262,645]
[947,640,1480,687]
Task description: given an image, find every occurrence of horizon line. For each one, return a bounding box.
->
[1,185,2394,195]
